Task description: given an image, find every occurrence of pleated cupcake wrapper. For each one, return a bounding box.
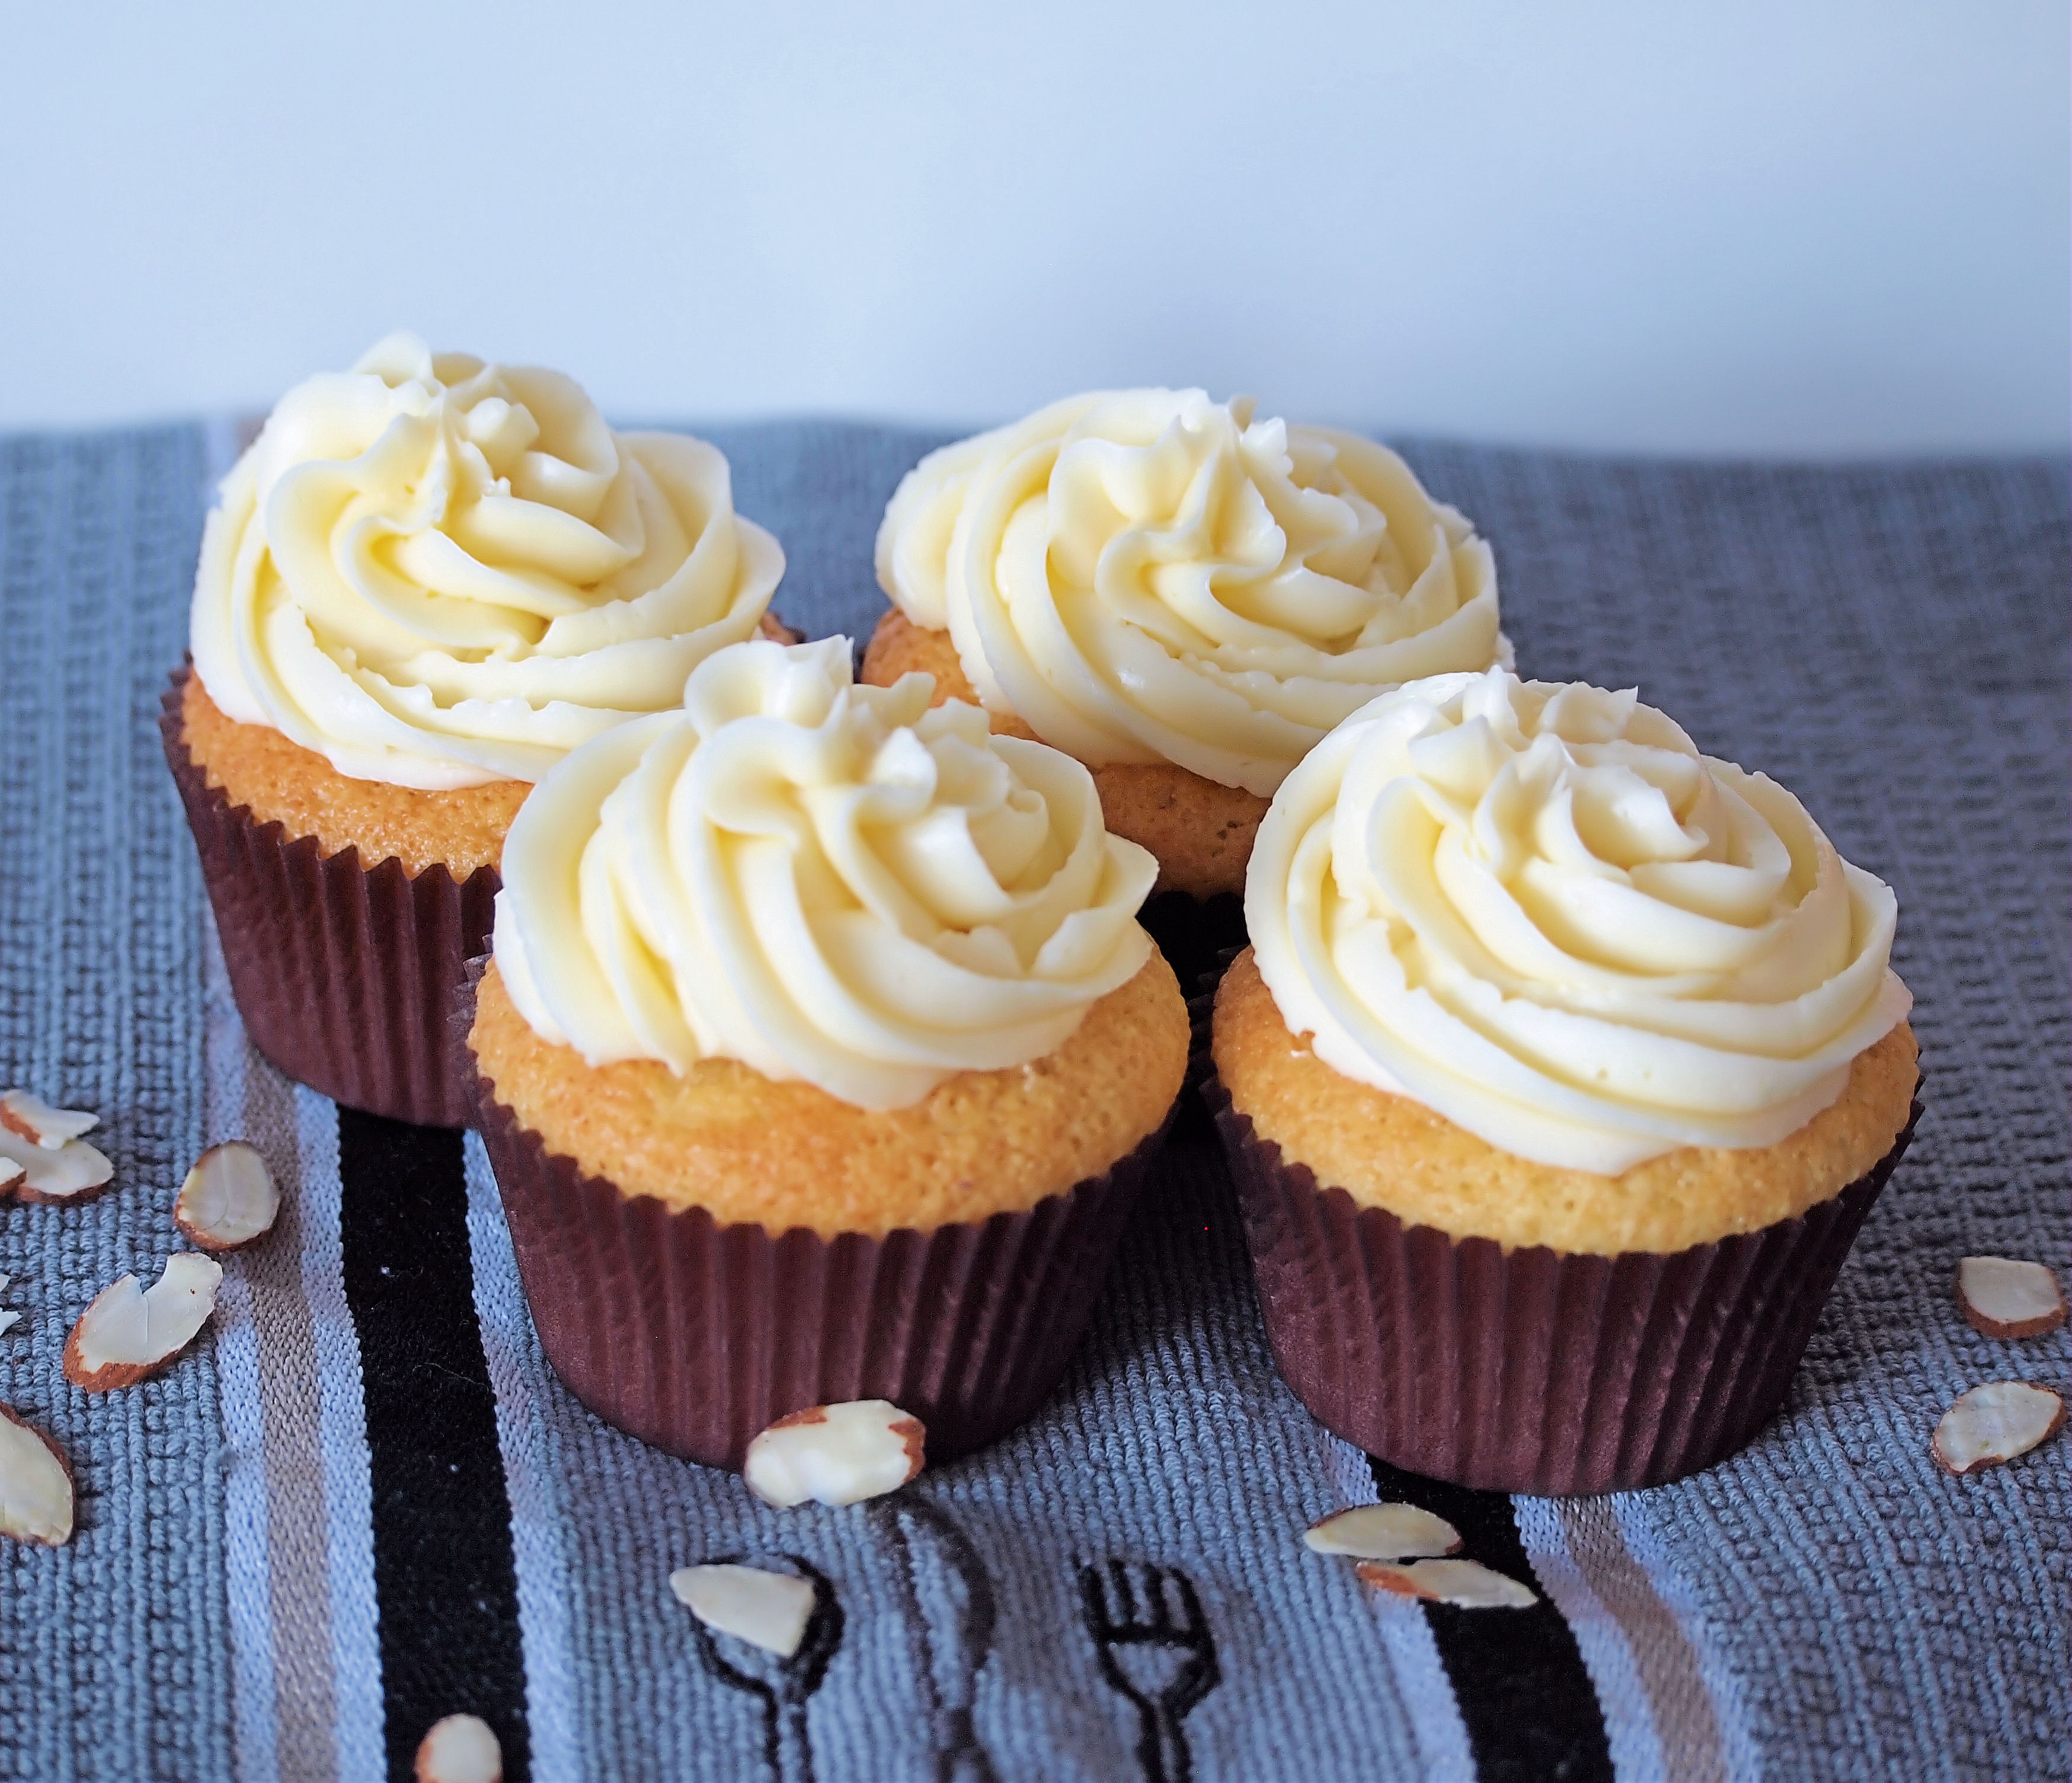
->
[457,959,1163,1469]
[161,666,498,1129]
[1207,1077,1923,1495]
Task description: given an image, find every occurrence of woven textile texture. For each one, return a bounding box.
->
[0,418,2065,1782]
[0,427,226,1782]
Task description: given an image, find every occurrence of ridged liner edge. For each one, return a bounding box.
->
[1206,1075,1921,1494]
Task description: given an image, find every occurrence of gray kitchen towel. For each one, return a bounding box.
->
[0,418,2064,1782]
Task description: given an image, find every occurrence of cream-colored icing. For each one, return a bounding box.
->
[191,332,782,788]
[493,637,1158,1110]
[1246,668,1911,1174]
[875,389,1504,795]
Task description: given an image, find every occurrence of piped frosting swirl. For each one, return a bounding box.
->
[876,388,1504,795]
[191,331,782,788]
[494,637,1159,1110]
[1246,667,1911,1174]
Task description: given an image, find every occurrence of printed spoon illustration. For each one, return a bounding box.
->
[685,1554,843,1783]
[871,1496,999,1781]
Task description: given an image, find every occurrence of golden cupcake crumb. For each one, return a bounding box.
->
[175,612,795,880]
[177,671,526,878]
[469,948,1188,1239]
[861,609,1265,900]
[1213,948,1918,1255]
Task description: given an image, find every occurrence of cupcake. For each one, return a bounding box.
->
[865,388,1506,993]
[164,332,785,1126]
[1211,667,1918,1493]
[464,635,1187,1468]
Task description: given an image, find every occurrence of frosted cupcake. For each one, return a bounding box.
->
[165,333,785,1125]
[866,389,1505,920]
[465,636,1187,1467]
[1211,667,1919,1493]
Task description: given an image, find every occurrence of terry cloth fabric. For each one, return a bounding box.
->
[0,418,2065,1783]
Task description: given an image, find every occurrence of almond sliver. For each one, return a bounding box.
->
[670,1563,817,1656]
[63,1254,223,1391]
[414,1713,502,1783]
[1357,1558,1537,1609]
[1932,1381,2065,1475]
[0,1405,75,1546]
[1306,1503,1463,1561]
[743,1399,925,1508]
[0,1089,98,1149]
[175,1142,280,1252]
[1956,1257,2067,1340]
[0,1130,114,1205]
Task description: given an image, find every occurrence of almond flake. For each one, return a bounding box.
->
[0,1089,97,1149]
[1956,1257,2067,1340]
[1306,1503,1463,1561]
[0,1157,20,1193]
[743,1399,925,1508]
[63,1254,223,1391]
[174,1142,280,1252]
[0,1127,115,1206]
[0,1273,18,1340]
[0,1404,75,1546]
[670,1563,817,1656]
[414,1713,502,1783]
[1932,1381,2065,1475]
[1357,1558,1538,1609]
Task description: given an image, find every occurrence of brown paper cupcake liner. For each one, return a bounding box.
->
[161,666,497,1128]
[458,961,1165,1469]
[1208,1077,1922,1495]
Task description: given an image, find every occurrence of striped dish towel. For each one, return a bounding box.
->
[0,420,2063,1781]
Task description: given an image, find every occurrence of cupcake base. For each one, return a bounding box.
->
[468,1038,1163,1470]
[162,667,497,1129]
[1210,1081,1922,1495]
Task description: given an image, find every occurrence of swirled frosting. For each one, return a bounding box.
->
[191,332,783,788]
[493,636,1159,1110]
[1247,668,1911,1174]
[875,389,1504,796]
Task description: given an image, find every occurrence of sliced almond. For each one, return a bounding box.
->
[0,1156,21,1193]
[0,1404,75,1546]
[1306,1503,1463,1561]
[670,1562,818,1657]
[414,1713,502,1783]
[743,1399,925,1508]
[0,1271,18,1340]
[1932,1381,2066,1475]
[0,1127,115,1205]
[1956,1257,2067,1340]
[0,1089,98,1149]
[174,1142,280,1252]
[62,1254,223,1391]
[1357,1558,1538,1609]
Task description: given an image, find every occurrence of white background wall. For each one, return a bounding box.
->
[2,2,2064,453]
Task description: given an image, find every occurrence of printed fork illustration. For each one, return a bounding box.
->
[1077,1560,1220,1783]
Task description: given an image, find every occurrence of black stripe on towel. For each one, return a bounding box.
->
[1368,1456,1612,1783]
[338,1109,531,1783]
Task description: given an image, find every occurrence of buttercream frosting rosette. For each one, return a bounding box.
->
[466,637,1188,1467]
[865,388,1506,903]
[165,332,786,1125]
[193,330,782,787]
[1211,667,1921,1491]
